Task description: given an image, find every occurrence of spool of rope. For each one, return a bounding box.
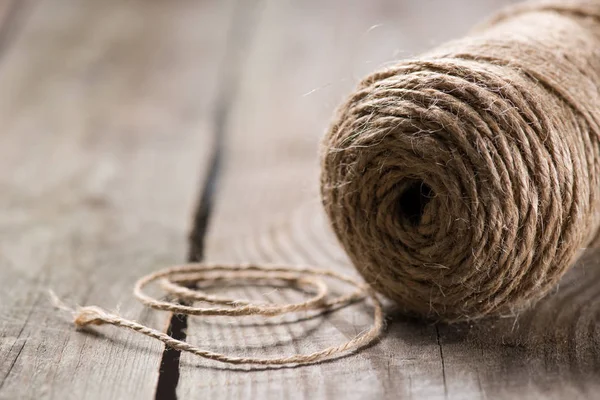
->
[321,0,600,322]
[56,0,600,365]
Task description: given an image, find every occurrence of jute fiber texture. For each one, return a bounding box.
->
[321,0,600,322]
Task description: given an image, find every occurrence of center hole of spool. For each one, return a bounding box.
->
[397,180,434,226]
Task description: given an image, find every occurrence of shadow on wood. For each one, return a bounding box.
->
[423,246,600,397]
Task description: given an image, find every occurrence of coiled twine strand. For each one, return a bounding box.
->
[52,264,384,366]
[321,0,600,322]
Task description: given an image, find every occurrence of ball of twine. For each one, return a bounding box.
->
[321,0,600,322]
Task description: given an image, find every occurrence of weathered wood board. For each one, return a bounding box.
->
[0,0,231,398]
[3,0,600,399]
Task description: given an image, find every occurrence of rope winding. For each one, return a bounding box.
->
[52,264,384,366]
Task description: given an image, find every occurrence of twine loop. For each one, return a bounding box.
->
[54,264,384,366]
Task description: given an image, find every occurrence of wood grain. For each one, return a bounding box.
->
[0,1,231,398]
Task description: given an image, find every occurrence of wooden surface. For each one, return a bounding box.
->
[2,0,600,399]
[0,0,228,398]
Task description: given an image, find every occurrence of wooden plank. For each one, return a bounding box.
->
[436,249,600,399]
[173,1,591,399]
[0,0,233,398]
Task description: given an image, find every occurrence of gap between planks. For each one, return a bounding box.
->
[154,1,262,398]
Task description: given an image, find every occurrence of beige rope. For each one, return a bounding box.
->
[53,263,384,366]
[320,0,600,322]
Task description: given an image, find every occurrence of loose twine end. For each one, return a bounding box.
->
[72,306,111,328]
[49,263,385,366]
[48,290,110,329]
